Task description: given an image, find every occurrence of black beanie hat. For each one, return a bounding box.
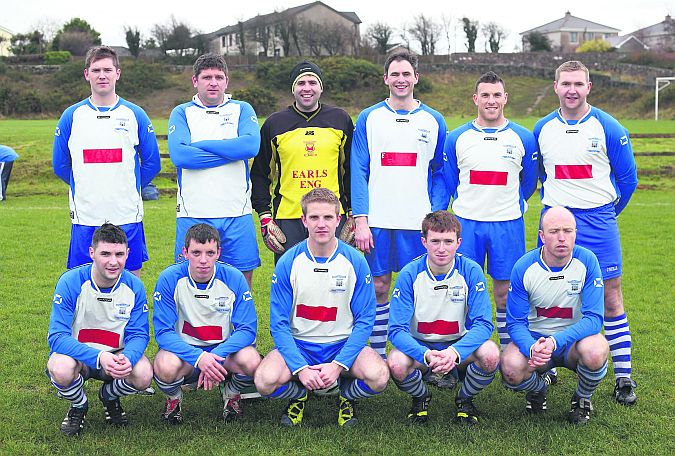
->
[290,60,323,91]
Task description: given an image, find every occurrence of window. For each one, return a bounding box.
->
[229,34,233,46]
[570,32,578,43]
[584,32,593,40]
[274,48,281,57]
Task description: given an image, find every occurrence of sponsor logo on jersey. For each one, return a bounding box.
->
[483,137,497,141]
[305,130,315,135]
[97,115,111,119]
[313,268,329,273]
[97,297,113,302]
[194,294,209,299]
[69,211,75,220]
[549,275,564,281]
[565,129,579,134]
[606,265,618,272]
[206,110,219,114]
[396,118,409,123]
[434,285,448,290]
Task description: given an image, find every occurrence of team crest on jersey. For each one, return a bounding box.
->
[586,137,602,153]
[417,128,430,144]
[272,274,278,284]
[147,124,154,133]
[243,291,253,301]
[392,288,401,299]
[620,135,628,146]
[304,140,317,157]
[501,144,517,160]
[220,113,234,127]
[115,302,131,321]
[475,282,485,292]
[365,274,372,284]
[450,285,465,303]
[593,278,604,288]
[566,279,582,295]
[213,296,232,313]
[330,274,347,293]
[53,294,63,305]
[115,117,130,133]
[168,125,176,135]
[153,291,162,302]
[54,127,61,137]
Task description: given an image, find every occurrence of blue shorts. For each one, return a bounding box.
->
[456,217,525,281]
[68,222,148,271]
[366,228,424,276]
[291,338,348,365]
[539,203,621,280]
[175,215,260,271]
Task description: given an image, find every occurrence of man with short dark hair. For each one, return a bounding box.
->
[351,51,448,359]
[388,210,498,426]
[47,223,153,436]
[153,223,260,424]
[168,53,261,288]
[52,45,161,276]
[251,60,354,263]
[254,188,389,427]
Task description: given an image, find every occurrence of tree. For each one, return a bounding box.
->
[124,27,141,58]
[10,30,47,55]
[409,14,441,55]
[461,17,478,53]
[482,22,507,53]
[236,21,247,55]
[440,13,454,54]
[275,18,301,56]
[576,39,613,53]
[367,22,394,55]
[320,23,351,56]
[525,31,552,51]
[144,37,158,49]
[250,20,272,56]
[298,20,323,57]
[53,18,101,54]
[152,16,197,57]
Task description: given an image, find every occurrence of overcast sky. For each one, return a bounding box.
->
[3,0,672,53]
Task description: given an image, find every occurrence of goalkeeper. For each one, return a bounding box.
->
[251,60,355,263]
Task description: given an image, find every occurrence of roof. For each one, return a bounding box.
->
[0,25,13,35]
[629,15,674,37]
[606,35,649,50]
[520,11,620,35]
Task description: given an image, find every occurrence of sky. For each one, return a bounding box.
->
[2,0,672,53]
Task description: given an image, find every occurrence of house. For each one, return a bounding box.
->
[207,1,361,57]
[520,12,620,52]
[0,25,13,57]
[626,15,674,52]
[606,35,649,53]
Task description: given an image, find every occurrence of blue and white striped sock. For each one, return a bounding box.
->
[393,369,429,398]
[458,363,497,400]
[52,374,88,408]
[604,313,632,379]
[370,302,389,359]
[339,378,379,400]
[268,381,307,400]
[222,374,254,397]
[496,309,510,349]
[100,379,138,401]
[575,361,608,399]
[154,376,184,400]
[504,371,547,393]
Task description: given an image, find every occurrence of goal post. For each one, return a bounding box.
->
[655,77,675,121]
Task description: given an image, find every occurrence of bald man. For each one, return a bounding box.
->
[500,206,609,425]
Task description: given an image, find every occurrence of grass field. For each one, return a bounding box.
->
[0,119,674,455]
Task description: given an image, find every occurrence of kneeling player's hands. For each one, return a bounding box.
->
[317,362,344,387]
[259,213,287,254]
[197,352,228,389]
[100,352,133,379]
[338,211,356,245]
[529,337,554,368]
[427,349,457,374]
[298,366,326,390]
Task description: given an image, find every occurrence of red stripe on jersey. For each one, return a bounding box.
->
[417,320,460,335]
[536,306,573,319]
[77,328,120,348]
[469,170,508,185]
[83,148,123,164]
[381,152,417,167]
[296,304,338,322]
[555,164,593,179]
[182,321,223,341]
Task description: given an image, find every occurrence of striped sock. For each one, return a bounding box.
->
[222,374,254,398]
[503,371,547,393]
[457,363,497,400]
[393,369,429,398]
[52,374,88,408]
[575,361,608,399]
[154,376,184,400]
[339,378,379,400]
[496,309,510,349]
[604,313,632,379]
[100,379,138,401]
[268,381,307,400]
[370,302,389,359]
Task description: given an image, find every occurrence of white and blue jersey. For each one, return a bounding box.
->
[507,245,605,359]
[270,240,376,374]
[445,120,538,221]
[153,260,257,367]
[52,97,161,226]
[388,254,493,365]
[48,264,150,369]
[534,106,638,215]
[351,100,448,230]
[168,95,260,219]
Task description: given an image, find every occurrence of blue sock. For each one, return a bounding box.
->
[370,302,389,359]
[339,378,379,400]
[52,374,87,408]
[604,313,632,379]
[504,371,547,393]
[268,381,307,400]
[496,309,511,349]
[458,363,497,400]
[576,361,608,399]
[393,369,429,398]
[222,374,254,397]
[154,376,183,400]
[100,379,138,401]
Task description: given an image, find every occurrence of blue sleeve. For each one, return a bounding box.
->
[211,272,257,359]
[551,252,604,355]
[0,145,18,162]
[52,111,73,184]
[47,275,101,369]
[121,280,150,366]
[168,105,232,170]
[269,255,309,374]
[350,110,371,217]
[388,269,428,365]
[443,130,460,201]
[190,102,260,161]
[516,127,539,201]
[451,264,494,361]
[430,113,449,211]
[334,254,376,369]
[133,109,161,188]
[532,119,548,199]
[152,271,205,366]
[506,260,538,359]
[604,122,637,216]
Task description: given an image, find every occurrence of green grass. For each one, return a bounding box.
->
[0,120,674,454]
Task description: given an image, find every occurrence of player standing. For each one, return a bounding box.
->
[351,51,448,359]
[534,61,638,405]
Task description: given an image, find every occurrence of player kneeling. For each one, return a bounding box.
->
[388,211,498,426]
[47,223,153,436]
[501,207,609,424]
[254,188,389,427]
[152,223,261,424]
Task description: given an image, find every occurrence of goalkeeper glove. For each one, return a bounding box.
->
[338,210,356,245]
[259,213,287,254]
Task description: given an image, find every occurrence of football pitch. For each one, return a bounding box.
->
[0,119,673,455]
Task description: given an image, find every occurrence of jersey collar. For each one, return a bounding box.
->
[471,119,510,134]
[192,93,232,109]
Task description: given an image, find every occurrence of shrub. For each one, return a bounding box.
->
[232,85,277,116]
[44,51,72,65]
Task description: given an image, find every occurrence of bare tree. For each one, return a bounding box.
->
[399,22,411,51]
[482,22,508,53]
[236,21,247,55]
[320,23,350,56]
[367,22,395,55]
[152,16,197,57]
[461,17,478,53]
[298,20,323,57]
[440,13,454,55]
[250,17,272,56]
[408,14,441,55]
[275,18,301,56]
